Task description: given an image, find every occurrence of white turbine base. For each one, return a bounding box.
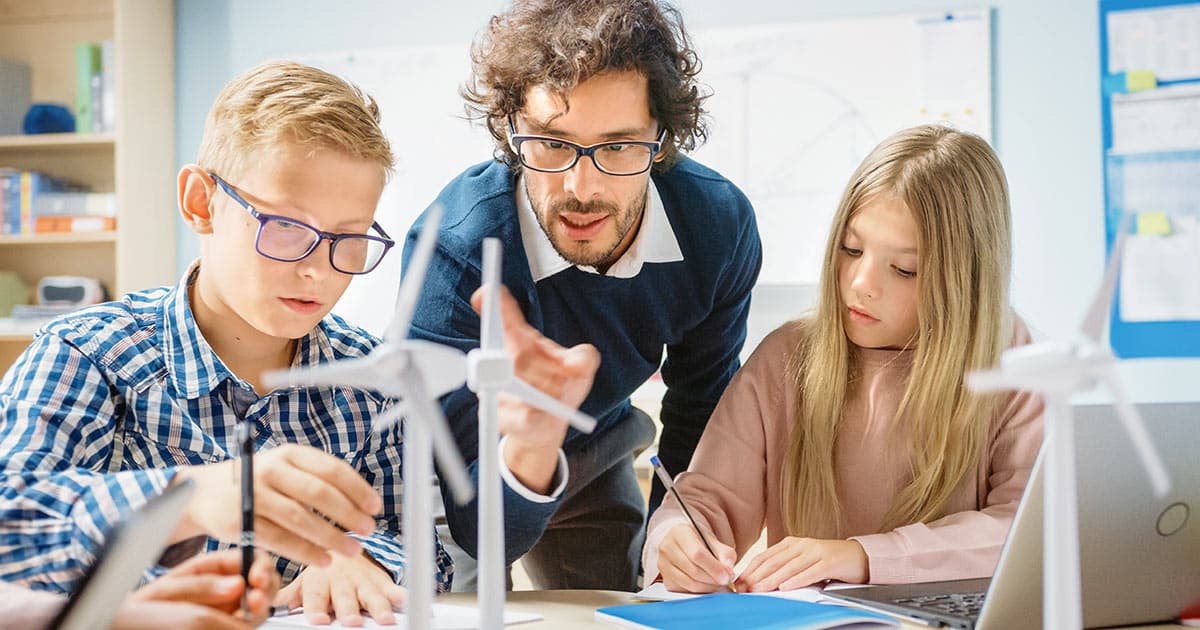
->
[403,418,435,630]
[1045,393,1083,630]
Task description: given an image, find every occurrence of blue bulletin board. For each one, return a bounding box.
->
[1100,0,1200,358]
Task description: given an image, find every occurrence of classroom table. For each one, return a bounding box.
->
[436,589,1190,628]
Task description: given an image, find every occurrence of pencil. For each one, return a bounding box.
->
[649,455,738,593]
[239,420,255,617]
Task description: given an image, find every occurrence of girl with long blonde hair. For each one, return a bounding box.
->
[643,124,1044,592]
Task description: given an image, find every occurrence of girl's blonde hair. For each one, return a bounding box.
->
[781,124,1012,537]
[197,60,394,182]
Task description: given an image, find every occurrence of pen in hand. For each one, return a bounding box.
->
[239,419,255,617]
[649,455,738,593]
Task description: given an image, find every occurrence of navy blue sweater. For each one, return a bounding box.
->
[403,158,762,564]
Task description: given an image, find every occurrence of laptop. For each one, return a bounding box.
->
[51,480,195,630]
[825,402,1200,629]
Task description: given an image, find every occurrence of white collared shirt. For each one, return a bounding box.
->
[516,173,685,282]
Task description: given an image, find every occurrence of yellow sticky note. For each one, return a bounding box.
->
[1137,211,1172,236]
[1126,69,1158,92]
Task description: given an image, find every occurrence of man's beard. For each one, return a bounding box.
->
[536,194,645,269]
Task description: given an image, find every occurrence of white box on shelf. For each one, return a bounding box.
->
[0,58,32,135]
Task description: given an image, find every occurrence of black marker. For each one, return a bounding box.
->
[239,420,255,616]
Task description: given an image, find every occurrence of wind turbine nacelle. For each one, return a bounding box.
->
[393,340,468,398]
[466,349,514,390]
[1003,341,1111,377]
[968,341,1115,395]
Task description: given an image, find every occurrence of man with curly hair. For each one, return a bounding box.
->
[404,0,762,591]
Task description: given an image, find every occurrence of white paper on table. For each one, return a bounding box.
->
[634,580,825,603]
[1120,214,1200,322]
[261,604,542,630]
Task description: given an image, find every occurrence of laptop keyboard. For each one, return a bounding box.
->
[892,592,986,618]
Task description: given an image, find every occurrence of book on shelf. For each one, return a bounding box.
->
[74,40,116,135]
[0,172,113,235]
[32,192,117,218]
[34,215,116,233]
[100,41,115,133]
[20,172,73,235]
[9,304,79,320]
[0,168,17,235]
[74,42,99,134]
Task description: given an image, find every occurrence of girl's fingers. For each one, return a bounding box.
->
[751,555,820,592]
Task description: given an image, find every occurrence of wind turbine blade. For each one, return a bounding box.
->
[964,368,1017,393]
[1102,372,1172,497]
[370,401,408,434]
[1081,213,1133,342]
[504,378,598,434]
[261,358,381,392]
[480,238,505,352]
[386,204,444,342]
[403,371,476,504]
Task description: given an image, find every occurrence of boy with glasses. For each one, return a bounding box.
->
[408,0,763,592]
[0,60,585,626]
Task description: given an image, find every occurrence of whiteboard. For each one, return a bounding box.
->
[297,10,992,334]
[687,11,992,284]
[297,45,493,336]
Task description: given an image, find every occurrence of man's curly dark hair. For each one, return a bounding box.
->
[462,0,709,171]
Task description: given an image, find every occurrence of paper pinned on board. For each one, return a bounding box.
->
[1106,4,1200,81]
[1120,214,1200,323]
[261,604,542,630]
[915,11,992,139]
[1110,84,1200,154]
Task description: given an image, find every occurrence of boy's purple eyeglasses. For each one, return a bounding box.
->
[209,173,394,275]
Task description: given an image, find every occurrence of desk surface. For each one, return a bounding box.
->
[437,590,1189,629]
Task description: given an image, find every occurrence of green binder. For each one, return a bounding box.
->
[74,42,100,134]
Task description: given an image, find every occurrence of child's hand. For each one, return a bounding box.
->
[274,552,404,627]
[170,444,383,568]
[657,524,737,593]
[129,549,280,623]
[735,537,868,592]
[111,549,281,629]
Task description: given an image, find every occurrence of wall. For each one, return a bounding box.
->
[174,0,1200,403]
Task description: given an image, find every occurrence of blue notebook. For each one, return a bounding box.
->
[594,593,899,630]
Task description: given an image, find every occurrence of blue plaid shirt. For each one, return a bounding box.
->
[0,267,451,593]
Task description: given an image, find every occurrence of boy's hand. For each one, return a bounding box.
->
[470,285,600,493]
[274,552,405,627]
[657,523,737,593]
[111,549,280,629]
[735,537,869,592]
[170,443,382,568]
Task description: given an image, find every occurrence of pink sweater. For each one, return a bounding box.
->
[644,318,1044,585]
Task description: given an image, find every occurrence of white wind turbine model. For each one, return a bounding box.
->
[966,217,1171,630]
[468,237,598,630]
[262,205,474,630]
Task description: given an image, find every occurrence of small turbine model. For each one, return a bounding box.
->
[468,237,598,629]
[967,217,1171,630]
[263,206,472,630]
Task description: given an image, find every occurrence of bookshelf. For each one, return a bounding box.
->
[0,0,176,372]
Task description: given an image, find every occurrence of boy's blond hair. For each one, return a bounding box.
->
[197,60,394,181]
